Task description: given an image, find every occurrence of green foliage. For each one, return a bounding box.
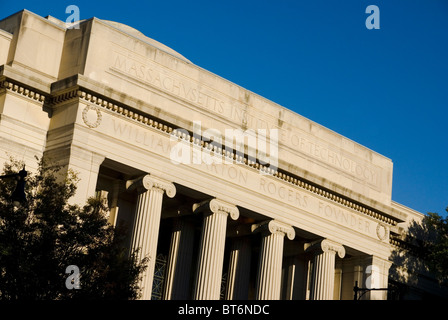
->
[424,210,448,284]
[0,157,147,300]
[389,206,448,294]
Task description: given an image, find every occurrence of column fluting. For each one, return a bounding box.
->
[305,239,345,300]
[252,220,295,300]
[193,199,239,300]
[127,174,176,300]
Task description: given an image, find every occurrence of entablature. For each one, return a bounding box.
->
[44,75,407,228]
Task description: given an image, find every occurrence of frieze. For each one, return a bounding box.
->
[51,87,399,233]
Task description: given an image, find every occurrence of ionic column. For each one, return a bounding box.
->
[305,239,345,300]
[193,199,239,300]
[127,174,176,300]
[252,220,295,300]
[163,215,195,300]
[225,236,252,300]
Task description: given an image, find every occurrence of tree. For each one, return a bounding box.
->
[0,157,147,300]
[389,206,448,299]
[423,209,448,284]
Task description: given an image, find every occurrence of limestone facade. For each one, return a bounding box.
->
[0,10,434,300]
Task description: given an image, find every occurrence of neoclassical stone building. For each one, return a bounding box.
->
[0,10,438,300]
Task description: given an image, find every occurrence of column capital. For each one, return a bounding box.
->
[304,239,345,258]
[193,198,239,220]
[251,220,295,240]
[126,174,176,198]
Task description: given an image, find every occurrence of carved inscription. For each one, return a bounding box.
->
[109,51,382,188]
[205,162,248,186]
[113,53,225,115]
[259,177,308,209]
[317,201,374,237]
[113,119,171,155]
[106,115,384,240]
[290,136,379,185]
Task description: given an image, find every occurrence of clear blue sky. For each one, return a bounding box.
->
[1,1,447,217]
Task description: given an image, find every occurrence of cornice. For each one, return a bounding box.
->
[0,72,404,227]
[47,85,402,227]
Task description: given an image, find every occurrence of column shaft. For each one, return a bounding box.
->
[194,210,228,299]
[252,220,295,300]
[256,232,284,299]
[193,199,239,300]
[310,249,336,300]
[127,174,176,300]
[305,239,345,300]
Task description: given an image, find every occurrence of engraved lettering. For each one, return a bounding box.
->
[112,53,227,116]
[318,201,375,236]
[259,177,307,209]
[112,119,171,156]
[111,51,381,187]
[113,120,130,139]
[290,136,379,186]
[205,163,248,185]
